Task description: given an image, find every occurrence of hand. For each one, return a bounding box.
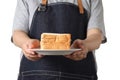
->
[64,39,88,61]
[21,39,44,61]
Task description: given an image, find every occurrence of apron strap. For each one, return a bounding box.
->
[41,0,84,14]
[77,0,84,14]
[42,0,47,5]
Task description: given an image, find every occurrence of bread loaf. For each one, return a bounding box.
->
[41,33,71,50]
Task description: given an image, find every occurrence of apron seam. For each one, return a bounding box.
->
[22,70,94,80]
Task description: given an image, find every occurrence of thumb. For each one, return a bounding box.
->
[71,39,83,48]
[29,39,40,49]
[77,41,84,48]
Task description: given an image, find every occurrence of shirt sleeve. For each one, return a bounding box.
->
[12,0,29,33]
[88,0,107,43]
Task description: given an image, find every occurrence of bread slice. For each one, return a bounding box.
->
[41,33,71,50]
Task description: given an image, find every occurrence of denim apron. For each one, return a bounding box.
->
[18,0,97,80]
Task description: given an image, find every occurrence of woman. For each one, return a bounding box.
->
[12,0,106,80]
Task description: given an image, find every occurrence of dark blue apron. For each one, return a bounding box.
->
[18,1,97,80]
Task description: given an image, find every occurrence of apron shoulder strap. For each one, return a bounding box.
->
[77,0,84,14]
[42,0,47,5]
[41,0,84,14]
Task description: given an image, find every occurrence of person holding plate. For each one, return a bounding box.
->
[12,0,107,80]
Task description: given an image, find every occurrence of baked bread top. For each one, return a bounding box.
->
[41,33,71,50]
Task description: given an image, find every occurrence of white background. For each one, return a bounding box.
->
[0,0,120,80]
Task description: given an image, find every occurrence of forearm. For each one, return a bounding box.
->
[12,30,30,48]
[84,28,103,51]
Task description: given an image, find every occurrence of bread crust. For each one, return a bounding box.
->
[41,33,71,50]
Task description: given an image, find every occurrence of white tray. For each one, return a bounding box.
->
[29,49,81,55]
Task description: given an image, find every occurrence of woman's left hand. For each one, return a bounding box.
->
[64,39,89,61]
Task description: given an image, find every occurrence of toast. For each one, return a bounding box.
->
[41,33,71,50]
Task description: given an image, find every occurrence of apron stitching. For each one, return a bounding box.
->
[22,70,93,78]
[22,74,89,80]
[61,76,89,80]
[59,71,61,80]
[22,70,93,77]
[22,70,93,80]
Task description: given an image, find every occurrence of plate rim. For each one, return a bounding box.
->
[28,48,81,55]
[29,48,81,52]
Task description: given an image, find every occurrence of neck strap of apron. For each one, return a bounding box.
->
[41,0,84,14]
[77,0,84,14]
[42,0,47,5]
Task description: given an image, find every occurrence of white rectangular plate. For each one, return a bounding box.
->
[29,49,81,55]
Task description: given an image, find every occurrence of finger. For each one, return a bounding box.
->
[82,52,87,58]
[26,53,43,61]
[71,40,78,48]
[78,51,87,59]
[64,52,81,61]
[28,54,39,58]
[27,49,36,54]
[73,52,82,59]
[38,54,44,57]
[23,49,37,57]
[71,51,86,60]
[64,50,87,61]
[71,41,78,48]
[64,54,72,59]
[22,50,38,61]
[26,56,40,61]
[28,52,44,58]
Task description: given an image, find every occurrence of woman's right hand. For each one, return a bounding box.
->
[21,39,44,61]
